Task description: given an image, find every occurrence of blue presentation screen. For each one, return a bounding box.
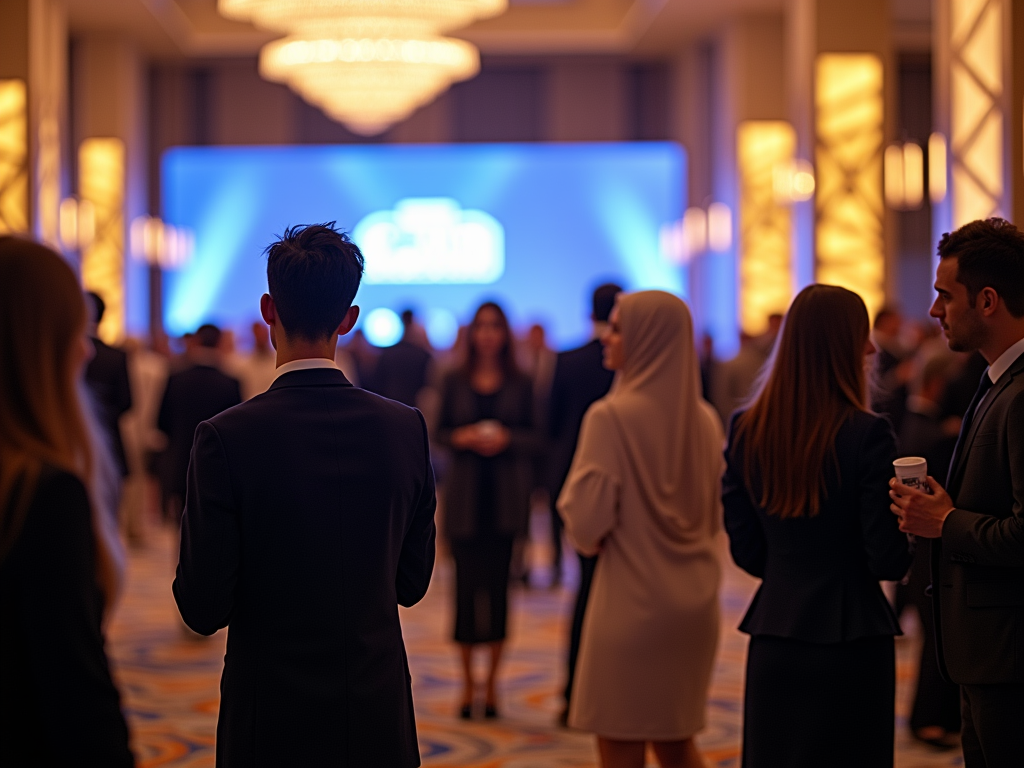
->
[161,142,686,349]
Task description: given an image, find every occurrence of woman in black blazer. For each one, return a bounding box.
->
[436,301,540,719]
[0,236,134,767]
[723,285,911,768]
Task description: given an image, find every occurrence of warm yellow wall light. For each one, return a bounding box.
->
[949,0,1004,226]
[814,53,885,321]
[79,138,126,344]
[738,120,795,335]
[0,80,29,235]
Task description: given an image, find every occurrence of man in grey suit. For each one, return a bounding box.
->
[891,217,1024,767]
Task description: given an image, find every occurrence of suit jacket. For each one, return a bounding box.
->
[723,410,912,642]
[157,364,242,497]
[85,338,132,476]
[933,351,1024,685]
[0,468,134,767]
[172,368,436,768]
[372,340,432,407]
[546,339,615,497]
[435,370,541,541]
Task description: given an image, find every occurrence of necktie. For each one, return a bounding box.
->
[946,369,994,485]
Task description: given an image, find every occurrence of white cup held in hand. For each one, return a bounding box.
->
[893,457,931,494]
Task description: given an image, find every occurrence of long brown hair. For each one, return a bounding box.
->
[0,236,122,604]
[733,284,871,518]
[461,301,519,379]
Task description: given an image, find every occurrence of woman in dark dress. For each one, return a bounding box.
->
[722,285,912,768]
[0,236,134,767]
[436,302,540,719]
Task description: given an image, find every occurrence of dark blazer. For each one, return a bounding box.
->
[934,352,1024,685]
[0,468,133,767]
[85,338,132,476]
[435,369,541,541]
[546,339,615,496]
[373,340,432,407]
[723,410,912,642]
[157,364,242,497]
[172,368,436,768]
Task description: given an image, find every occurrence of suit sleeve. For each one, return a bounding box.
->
[506,379,544,456]
[558,405,620,556]
[396,411,437,607]
[173,421,240,635]
[858,416,913,580]
[17,474,134,766]
[722,417,767,578]
[942,388,1024,568]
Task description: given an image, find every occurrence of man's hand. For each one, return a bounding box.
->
[889,476,956,538]
[475,426,510,457]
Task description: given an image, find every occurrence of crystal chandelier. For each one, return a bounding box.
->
[219,0,507,135]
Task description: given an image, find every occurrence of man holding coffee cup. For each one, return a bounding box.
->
[890,218,1024,768]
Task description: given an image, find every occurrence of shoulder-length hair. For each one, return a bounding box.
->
[0,236,121,603]
[732,284,871,518]
[461,301,519,379]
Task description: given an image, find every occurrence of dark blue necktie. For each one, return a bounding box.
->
[947,368,994,485]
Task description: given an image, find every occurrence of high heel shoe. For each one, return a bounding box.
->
[459,703,473,720]
[483,703,498,719]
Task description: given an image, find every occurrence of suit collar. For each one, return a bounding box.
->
[268,367,352,391]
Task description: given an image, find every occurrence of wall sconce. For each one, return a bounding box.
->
[928,132,947,204]
[884,142,925,210]
[58,197,96,253]
[772,159,816,204]
[129,215,195,270]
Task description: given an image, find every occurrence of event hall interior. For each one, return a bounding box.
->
[2,0,1023,766]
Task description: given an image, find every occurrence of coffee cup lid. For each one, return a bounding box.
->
[893,457,927,467]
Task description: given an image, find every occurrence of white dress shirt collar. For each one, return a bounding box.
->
[987,335,1024,384]
[273,357,339,382]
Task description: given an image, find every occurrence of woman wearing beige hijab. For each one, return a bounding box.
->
[559,290,723,768]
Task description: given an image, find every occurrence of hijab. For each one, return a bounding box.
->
[605,291,724,543]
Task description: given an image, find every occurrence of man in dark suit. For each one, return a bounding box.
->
[892,217,1024,767]
[157,324,242,521]
[84,292,132,478]
[372,309,433,406]
[548,282,621,725]
[173,224,436,768]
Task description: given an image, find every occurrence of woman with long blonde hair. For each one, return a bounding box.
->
[723,284,911,768]
[0,236,133,765]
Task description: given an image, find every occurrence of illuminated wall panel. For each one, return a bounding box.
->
[737,120,794,335]
[949,0,1005,225]
[814,53,885,320]
[79,138,126,343]
[0,80,28,234]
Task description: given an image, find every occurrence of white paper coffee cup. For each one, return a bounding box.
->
[893,457,930,493]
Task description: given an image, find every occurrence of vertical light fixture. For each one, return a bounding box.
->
[929,132,948,204]
[0,80,28,234]
[737,120,795,335]
[79,138,126,344]
[814,53,885,320]
[947,0,1005,226]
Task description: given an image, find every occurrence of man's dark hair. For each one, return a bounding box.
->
[592,283,623,323]
[86,291,105,324]
[938,217,1024,317]
[266,223,365,341]
[195,324,222,349]
[873,305,900,330]
[400,309,415,327]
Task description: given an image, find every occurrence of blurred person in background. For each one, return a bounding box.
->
[724,285,911,768]
[712,314,781,426]
[343,328,379,390]
[84,292,133,486]
[547,282,621,724]
[157,324,241,523]
[372,309,433,406]
[698,332,716,403]
[559,291,723,768]
[435,301,541,719]
[0,236,134,766]
[872,306,913,434]
[231,321,277,400]
[895,354,962,749]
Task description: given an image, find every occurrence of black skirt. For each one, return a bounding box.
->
[742,634,895,768]
[450,536,513,645]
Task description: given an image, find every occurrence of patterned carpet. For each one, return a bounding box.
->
[106,522,963,767]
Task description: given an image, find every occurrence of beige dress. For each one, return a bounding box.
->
[558,290,724,742]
